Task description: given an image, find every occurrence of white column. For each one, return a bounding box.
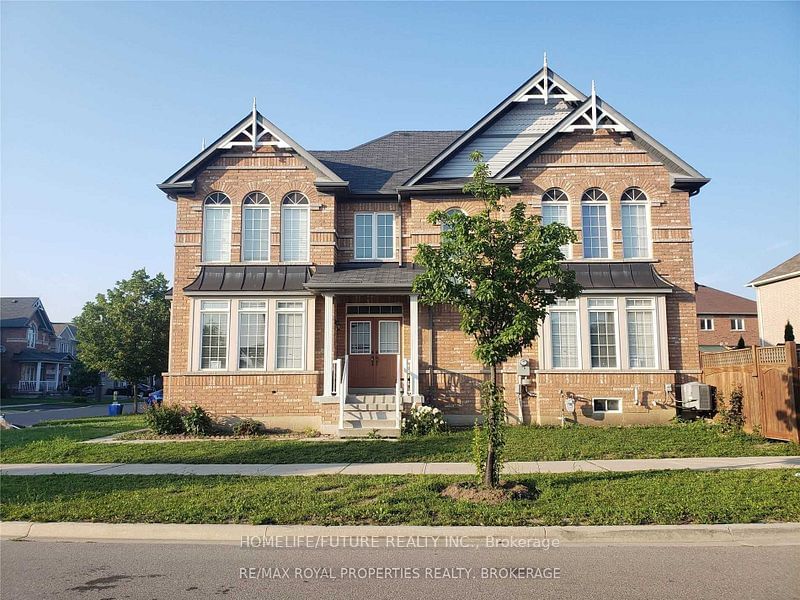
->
[55,364,61,390]
[323,293,334,396]
[410,294,419,396]
[34,361,42,392]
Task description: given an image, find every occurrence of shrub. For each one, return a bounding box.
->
[182,405,214,436]
[718,385,745,433]
[145,405,184,435]
[402,404,445,436]
[785,321,795,343]
[232,418,264,436]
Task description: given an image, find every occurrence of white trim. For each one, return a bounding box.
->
[410,294,420,396]
[377,320,401,355]
[323,294,334,396]
[280,196,310,263]
[591,397,623,414]
[353,212,396,261]
[620,188,653,260]
[699,318,715,331]
[348,320,372,355]
[587,297,620,370]
[241,193,271,263]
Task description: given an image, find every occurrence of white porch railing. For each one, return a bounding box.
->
[336,355,349,430]
[17,381,57,392]
[395,355,403,429]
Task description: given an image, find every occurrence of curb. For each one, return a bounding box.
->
[2,521,799,547]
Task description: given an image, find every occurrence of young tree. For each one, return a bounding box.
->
[785,321,795,343]
[413,152,581,487]
[74,269,170,413]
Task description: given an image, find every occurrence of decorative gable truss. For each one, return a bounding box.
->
[219,104,291,150]
[512,57,581,104]
[559,83,629,133]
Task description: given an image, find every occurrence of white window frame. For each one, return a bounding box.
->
[441,207,466,234]
[280,192,310,263]
[592,397,622,414]
[241,192,271,263]
[275,300,307,371]
[199,300,230,371]
[547,299,581,369]
[730,318,745,331]
[349,320,372,355]
[237,300,268,371]
[353,212,395,261]
[377,320,401,355]
[625,298,658,369]
[541,188,572,259]
[580,188,612,260]
[620,188,652,259]
[587,297,620,370]
[26,323,37,348]
[699,318,715,331]
[202,192,232,263]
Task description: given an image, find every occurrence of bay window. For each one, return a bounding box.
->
[581,188,610,259]
[238,301,267,369]
[354,212,395,260]
[281,192,309,262]
[621,188,650,259]
[276,301,305,369]
[626,298,657,368]
[202,193,232,262]
[549,299,579,368]
[242,192,270,262]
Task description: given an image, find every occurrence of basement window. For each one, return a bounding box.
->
[592,398,622,413]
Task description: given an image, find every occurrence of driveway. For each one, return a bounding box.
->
[1,403,136,427]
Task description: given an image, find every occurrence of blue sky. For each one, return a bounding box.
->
[1,1,798,321]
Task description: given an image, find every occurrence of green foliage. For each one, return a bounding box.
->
[413,152,580,486]
[145,405,185,435]
[472,382,506,487]
[402,405,445,436]
[67,358,100,391]
[73,269,170,389]
[735,336,746,349]
[785,321,795,342]
[181,405,214,436]
[233,418,265,437]
[717,385,745,434]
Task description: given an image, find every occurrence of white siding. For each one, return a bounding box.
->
[432,99,572,178]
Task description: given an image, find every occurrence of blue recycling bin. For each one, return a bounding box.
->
[108,402,123,416]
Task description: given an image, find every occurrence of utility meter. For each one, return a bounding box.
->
[517,358,531,377]
[564,396,576,413]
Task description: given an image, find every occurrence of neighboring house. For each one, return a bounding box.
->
[0,297,73,394]
[157,63,708,434]
[695,284,758,351]
[748,252,800,346]
[53,323,78,357]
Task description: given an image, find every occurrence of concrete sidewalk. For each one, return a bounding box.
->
[2,520,799,547]
[2,455,800,476]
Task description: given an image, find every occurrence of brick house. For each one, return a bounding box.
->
[748,252,800,345]
[0,297,73,395]
[695,284,758,351]
[158,65,709,435]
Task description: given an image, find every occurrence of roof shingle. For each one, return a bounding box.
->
[749,252,800,286]
[695,284,756,315]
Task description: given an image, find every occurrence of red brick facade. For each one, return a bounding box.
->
[161,74,707,431]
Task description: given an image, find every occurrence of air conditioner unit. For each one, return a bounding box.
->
[681,382,712,411]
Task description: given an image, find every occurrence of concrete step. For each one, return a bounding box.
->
[337,427,401,439]
[342,418,399,429]
[344,410,397,421]
[348,394,396,404]
[344,403,397,411]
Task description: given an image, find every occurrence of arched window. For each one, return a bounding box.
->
[541,188,570,257]
[242,192,270,262]
[581,188,610,259]
[620,187,650,259]
[202,192,231,262]
[441,207,466,233]
[281,192,309,262]
[27,323,37,348]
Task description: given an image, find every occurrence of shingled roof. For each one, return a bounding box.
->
[311,131,463,195]
[748,252,800,287]
[695,284,756,316]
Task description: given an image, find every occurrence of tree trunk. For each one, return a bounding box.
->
[483,363,500,488]
[132,383,138,414]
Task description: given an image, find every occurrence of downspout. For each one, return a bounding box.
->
[397,192,403,267]
[428,305,435,399]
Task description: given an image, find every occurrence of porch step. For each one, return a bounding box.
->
[345,403,396,412]
[347,394,395,404]
[337,427,401,439]
[344,410,397,421]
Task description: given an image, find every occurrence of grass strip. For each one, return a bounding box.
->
[2,469,799,526]
[2,418,798,464]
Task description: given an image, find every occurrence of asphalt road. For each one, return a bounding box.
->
[2,539,798,600]
[0,402,135,426]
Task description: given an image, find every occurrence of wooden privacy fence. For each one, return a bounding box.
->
[700,341,800,443]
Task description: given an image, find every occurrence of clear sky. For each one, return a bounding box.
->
[1,1,798,321]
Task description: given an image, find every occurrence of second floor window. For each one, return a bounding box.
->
[621,188,650,259]
[242,192,270,262]
[281,192,309,262]
[699,318,714,331]
[203,192,231,262]
[354,213,395,260]
[730,318,745,331]
[581,188,610,259]
[26,324,37,348]
[541,188,570,257]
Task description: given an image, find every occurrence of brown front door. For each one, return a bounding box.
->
[348,317,401,389]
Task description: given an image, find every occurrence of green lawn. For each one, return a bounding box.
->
[2,469,798,525]
[1,417,798,464]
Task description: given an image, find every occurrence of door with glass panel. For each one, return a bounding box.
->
[347,317,401,388]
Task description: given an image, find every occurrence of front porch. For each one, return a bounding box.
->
[13,352,73,395]
[306,265,423,437]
